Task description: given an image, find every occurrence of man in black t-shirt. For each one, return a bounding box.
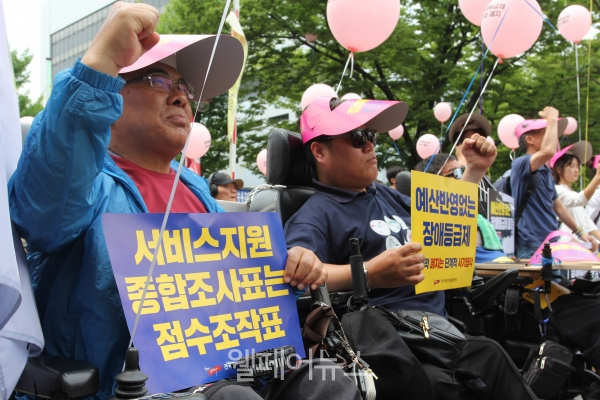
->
[285,96,537,400]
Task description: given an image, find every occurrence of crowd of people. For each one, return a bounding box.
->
[7,2,600,400]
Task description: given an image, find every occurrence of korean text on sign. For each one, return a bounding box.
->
[411,171,478,294]
[103,212,304,394]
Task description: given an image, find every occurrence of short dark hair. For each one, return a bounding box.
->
[518,128,544,152]
[304,98,348,172]
[386,166,403,183]
[414,153,457,175]
[518,134,528,153]
[552,154,578,183]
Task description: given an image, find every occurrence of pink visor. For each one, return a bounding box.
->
[300,97,409,144]
[120,35,244,101]
[514,118,568,139]
[550,141,593,168]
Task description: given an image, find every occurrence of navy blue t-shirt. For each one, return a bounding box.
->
[510,154,558,247]
[284,180,446,316]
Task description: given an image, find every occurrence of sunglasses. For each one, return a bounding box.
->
[124,73,196,100]
[319,129,379,148]
[444,167,464,180]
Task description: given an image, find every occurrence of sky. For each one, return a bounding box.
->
[4,0,44,99]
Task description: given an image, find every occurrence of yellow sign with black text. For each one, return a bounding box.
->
[411,171,478,294]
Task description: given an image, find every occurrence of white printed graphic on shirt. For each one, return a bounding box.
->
[370,220,391,236]
[386,235,402,249]
[385,216,401,233]
[392,215,409,230]
[406,229,412,242]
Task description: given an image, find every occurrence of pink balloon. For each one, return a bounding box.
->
[558,5,592,44]
[257,149,268,175]
[433,103,452,123]
[327,0,401,52]
[305,33,318,43]
[564,117,578,135]
[341,93,362,100]
[301,84,337,110]
[389,124,404,140]
[497,114,524,149]
[187,123,211,158]
[481,0,543,59]
[459,0,493,26]
[416,134,440,159]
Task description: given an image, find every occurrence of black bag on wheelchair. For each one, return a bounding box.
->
[389,309,466,370]
[522,340,573,398]
[342,306,436,400]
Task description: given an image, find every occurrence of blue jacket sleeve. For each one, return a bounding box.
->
[9,60,125,253]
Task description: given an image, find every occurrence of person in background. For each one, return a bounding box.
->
[511,107,593,258]
[447,114,495,219]
[551,141,600,247]
[386,165,403,190]
[209,172,243,202]
[447,113,492,167]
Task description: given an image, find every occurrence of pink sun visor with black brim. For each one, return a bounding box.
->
[120,34,244,101]
[514,118,568,139]
[300,97,409,144]
[549,140,593,168]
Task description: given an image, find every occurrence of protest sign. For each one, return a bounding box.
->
[487,189,515,257]
[412,171,478,293]
[103,212,304,393]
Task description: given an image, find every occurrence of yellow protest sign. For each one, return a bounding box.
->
[411,171,478,294]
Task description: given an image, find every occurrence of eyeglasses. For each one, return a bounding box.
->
[319,129,379,148]
[444,167,463,180]
[124,73,196,100]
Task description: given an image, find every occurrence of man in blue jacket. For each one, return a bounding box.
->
[8,3,333,399]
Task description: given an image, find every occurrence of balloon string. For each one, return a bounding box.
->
[393,141,402,160]
[583,0,592,184]
[480,34,484,114]
[510,149,515,161]
[575,43,583,190]
[125,0,233,358]
[423,1,509,173]
[523,0,557,31]
[437,57,500,175]
[335,52,354,94]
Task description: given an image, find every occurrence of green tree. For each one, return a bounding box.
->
[159,0,600,179]
[11,49,44,118]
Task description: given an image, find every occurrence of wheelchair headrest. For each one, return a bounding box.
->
[267,128,314,187]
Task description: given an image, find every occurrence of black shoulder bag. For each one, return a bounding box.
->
[340,238,437,400]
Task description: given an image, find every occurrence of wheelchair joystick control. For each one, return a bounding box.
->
[541,242,552,293]
[109,347,148,400]
[348,238,369,311]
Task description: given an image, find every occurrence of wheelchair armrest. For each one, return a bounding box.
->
[16,354,99,399]
[448,315,467,333]
[468,268,519,312]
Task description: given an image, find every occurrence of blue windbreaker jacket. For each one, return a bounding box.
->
[8,60,223,399]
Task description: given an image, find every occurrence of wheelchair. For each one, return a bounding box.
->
[447,265,600,400]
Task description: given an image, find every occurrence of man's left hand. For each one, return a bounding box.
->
[461,133,497,183]
[284,247,328,291]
